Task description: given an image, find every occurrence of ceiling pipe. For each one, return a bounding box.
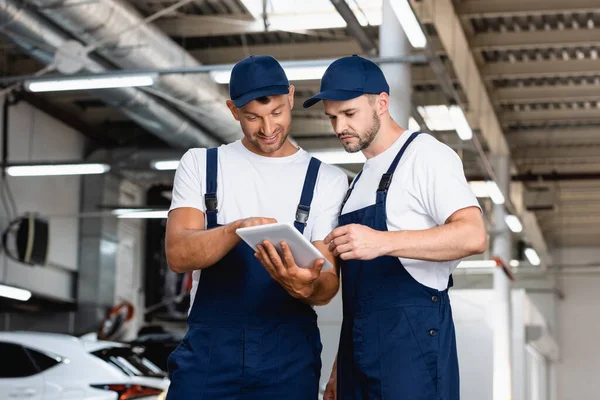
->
[0,0,219,149]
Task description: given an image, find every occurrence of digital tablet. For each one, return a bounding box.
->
[235,222,333,271]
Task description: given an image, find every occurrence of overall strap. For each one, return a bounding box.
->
[375,131,422,206]
[204,147,219,229]
[339,170,363,214]
[294,157,322,234]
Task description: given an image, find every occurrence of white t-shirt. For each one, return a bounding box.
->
[342,130,480,291]
[169,140,349,307]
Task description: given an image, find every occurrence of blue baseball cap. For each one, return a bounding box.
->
[229,55,290,107]
[303,55,389,108]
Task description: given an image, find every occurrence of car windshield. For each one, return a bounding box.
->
[92,346,167,378]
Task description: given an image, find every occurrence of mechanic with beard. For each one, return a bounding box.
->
[165,55,348,400]
[303,55,487,400]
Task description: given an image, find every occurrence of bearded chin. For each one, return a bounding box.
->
[343,112,381,153]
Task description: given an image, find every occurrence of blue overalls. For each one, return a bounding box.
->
[337,132,460,400]
[167,148,323,399]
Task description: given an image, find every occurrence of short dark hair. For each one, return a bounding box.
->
[366,94,378,105]
[255,96,272,104]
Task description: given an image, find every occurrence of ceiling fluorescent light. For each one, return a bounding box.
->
[468,180,505,204]
[469,181,490,197]
[486,181,505,205]
[6,163,110,177]
[504,215,523,233]
[390,0,427,48]
[525,247,541,266]
[448,105,473,140]
[0,283,32,301]
[152,160,180,171]
[210,66,326,85]
[117,210,168,219]
[509,260,520,267]
[457,260,497,269]
[417,105,455,131]
[310,150,366,165]
[25,74,157,92]
[408,117,420,131]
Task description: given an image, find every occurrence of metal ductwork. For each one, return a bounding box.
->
[0,0,220,149]
[25,0,242,143]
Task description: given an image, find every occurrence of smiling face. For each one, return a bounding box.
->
[226,86,296,157]
[323,94,382,153]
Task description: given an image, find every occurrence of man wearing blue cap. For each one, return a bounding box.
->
[304,55,486,400]
[165,55,348,399]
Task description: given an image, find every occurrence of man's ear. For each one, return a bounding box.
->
[226,100,240,121]
[288,85,295,110]
[376,92,390,116]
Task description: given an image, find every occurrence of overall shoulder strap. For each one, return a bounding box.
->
[294,157,321,234]
[204,147,218,229]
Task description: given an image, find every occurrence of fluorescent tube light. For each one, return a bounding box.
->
[504,215,523,233]
[0,283,32,301]
[25,74,157,92]
[310,150,366,165]
[6,163,110,176]
[448,105,473,140]
[390,0,427,48]
[468,180,505,204]
[509,260,520,268]
[525,248,541,266]
[457,260,497,269]
[408,117,420,131]
[152,160,180,171]
[487,181,505,205]
[117,210,168,219]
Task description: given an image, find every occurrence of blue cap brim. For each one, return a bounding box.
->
[233,85,290,108]
[302,89,364,108]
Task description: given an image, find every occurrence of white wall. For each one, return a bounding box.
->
[114,180,145,340]
[451,290,495,400]
[553,247,600,400]
[0,100,85,301]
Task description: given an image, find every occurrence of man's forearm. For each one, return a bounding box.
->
[379,220,486,262]
[166,221,242,272]
[305,270,339,306]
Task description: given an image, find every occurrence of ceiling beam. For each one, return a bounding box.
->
[495,85,600,103]
[191,40,363,64]
[457,0,600,18]
[413,0,509,156]
[506,126,600,145]
[503,108,600,124]
[483,60,600,80]
[471,28,600,50]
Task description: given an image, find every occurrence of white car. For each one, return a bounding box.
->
[0,331,170,400]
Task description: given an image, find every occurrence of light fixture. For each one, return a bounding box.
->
[417,105,473,140]
[417,105,455,131]
[0,283,32,301]
[238,0,382,31]
[210,65,327,85]
[468,180,505,205]
[448,105,473,140]
[509,260,520,268]
[486,181,505,205]
[457,260,497,269]
[152,160,180,171]
[389,0,427,48]
[117,210,168,219]
[25,73,157,92]
[525,247,541,266]
[504,215,523,233]
[6,163,110,177]
[408,116,420,131]
[310,150,366,165]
